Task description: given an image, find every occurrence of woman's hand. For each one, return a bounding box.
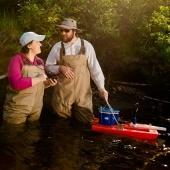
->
[48,78,58,86]
[44,77,57,88]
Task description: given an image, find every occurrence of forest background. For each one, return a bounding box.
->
[0,0,170,101]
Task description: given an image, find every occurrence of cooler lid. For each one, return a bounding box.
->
[98,107,120,113]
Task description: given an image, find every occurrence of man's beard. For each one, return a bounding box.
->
[62,32,74,43]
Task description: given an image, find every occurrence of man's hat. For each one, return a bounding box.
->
[57,18,82,33]
[19,32,45,47]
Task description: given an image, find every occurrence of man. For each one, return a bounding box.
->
[45,18,108,123]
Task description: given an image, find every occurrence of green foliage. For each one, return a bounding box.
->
[0,0,20,12]
[17,0,119,57]
[0,0,170,92]
[149,6,170,57]
[0,12,22,73]
[18,0,62,55]
[108,0,170,84]
[145,5,170,73]
[74,0,119,41]
[20,0,116,53]
[0,12,21,46]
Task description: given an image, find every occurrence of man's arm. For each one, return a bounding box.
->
[45,43,60,74]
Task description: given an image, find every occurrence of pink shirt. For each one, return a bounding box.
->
[8,53,45,90]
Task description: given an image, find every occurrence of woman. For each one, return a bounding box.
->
[3,32,57,124]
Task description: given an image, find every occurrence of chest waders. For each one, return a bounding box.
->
[3,56,44,124]
[52,39,94,123]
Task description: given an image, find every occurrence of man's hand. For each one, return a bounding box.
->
[59,65,74,79]
[99,89,108,101]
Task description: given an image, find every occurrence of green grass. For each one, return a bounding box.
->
[0,11,22,74]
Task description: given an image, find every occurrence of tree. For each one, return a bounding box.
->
[17,0,119,56]
[18,0,61,55]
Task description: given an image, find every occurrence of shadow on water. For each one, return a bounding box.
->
[0,79,170,170]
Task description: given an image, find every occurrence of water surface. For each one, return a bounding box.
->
[0,81,170,170]
[0,109,170,170]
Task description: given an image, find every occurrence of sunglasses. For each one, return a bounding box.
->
[60,29,71,33]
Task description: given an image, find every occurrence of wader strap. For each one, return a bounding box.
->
[60,39,85,59]
[36,57,43,65]
[21,55,43,66]
[22,56,32,65]
[60,42,65,60]
[78,39,85,55]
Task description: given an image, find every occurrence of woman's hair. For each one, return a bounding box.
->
[20,41,33,53]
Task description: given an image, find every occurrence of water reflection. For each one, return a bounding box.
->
[0,114,170,170]
[0,121,41,170]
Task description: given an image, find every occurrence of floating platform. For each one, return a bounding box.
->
[92,118,159,140]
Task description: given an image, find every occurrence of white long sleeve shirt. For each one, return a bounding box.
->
[45,38,105,91]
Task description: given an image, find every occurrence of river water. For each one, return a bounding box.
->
[0,79,170,170]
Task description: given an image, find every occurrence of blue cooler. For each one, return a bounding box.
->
[98,107,120,125]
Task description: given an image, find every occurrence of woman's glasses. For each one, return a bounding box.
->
[60,29,70,33]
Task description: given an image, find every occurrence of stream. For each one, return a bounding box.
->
[0,79,170,170]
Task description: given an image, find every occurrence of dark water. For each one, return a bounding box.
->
[0,114,170,170]
[0,80,170,170]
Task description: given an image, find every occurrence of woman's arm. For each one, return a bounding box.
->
[8,55,32,90]
[8,55,47,90]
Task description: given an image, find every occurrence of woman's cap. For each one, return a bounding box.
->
[19,32,45,47]
[57,18,82,33]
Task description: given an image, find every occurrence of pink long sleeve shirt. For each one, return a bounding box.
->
[8,53,45,91]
